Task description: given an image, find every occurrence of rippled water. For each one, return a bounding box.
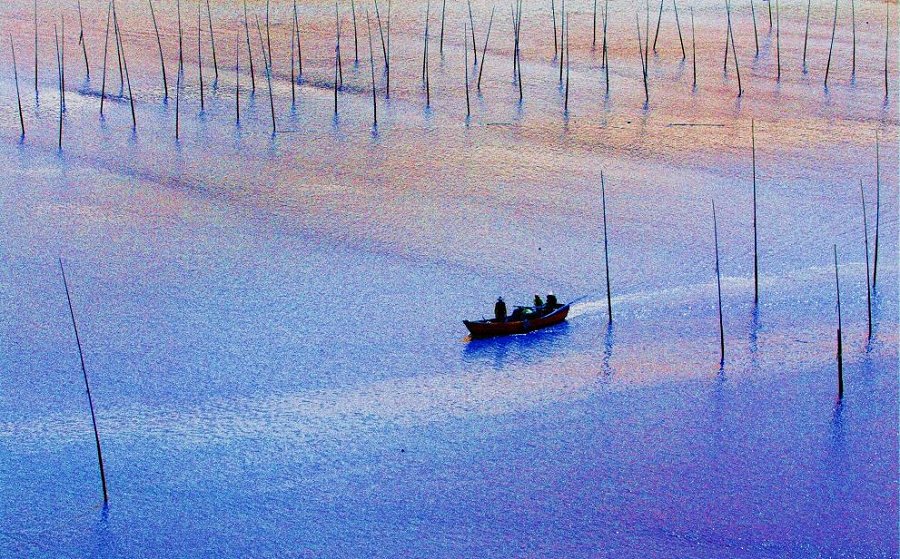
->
[0,0,897,556]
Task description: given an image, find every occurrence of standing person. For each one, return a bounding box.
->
[494,297,507,322]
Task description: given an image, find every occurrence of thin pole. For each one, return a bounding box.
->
[175,60,181,140]
[593,0,598,48]
[352,0,359,63]
[235,27,240,124]
[10,34,25,137]
[776,0,781,81]
[636,10,649,104]
[477,6,495,90]
[374,0,389,97]
[59,258,109,505]
[424,1,431,107]
[465,21,470,117]
[34,0,38,95]
[601,172,612,323]
[207,0,218,82]
[825,0,838,88]
[861,181,872,340]
[727,0,742,96]
[713,201,725,365]
[559,0,565,82]
[834,245,843,398]
[691,7,696,88]
[552,0,558,58]
[55,24,62,149]
[294,0,303,77]
[802,0,811,71]
[177,0,183,70]
[850,0,856,76]
[873,132,881,290]
[198,1,205,111]
[468,0,478,64]
[244,0,255,92]
[256,15,276,134]
[290,13,296,105]
[386,0,392,97]
[653,0,664,52]
[149,0,168,99]
[603,0,610,93]
[61,17,66,110]
[673,0,685,60]
[752,120,758,304]
[750,0,759,57]
[564,9,570,112]
[114,7,136,128]
[77,0,90,79]
[885,4,890,99]
[266,1,273,75]
[440,0,447,54]
[516,0,523,101]
[336,3,343,87]
[367,9,377,126]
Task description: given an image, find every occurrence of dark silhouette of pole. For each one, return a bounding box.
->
[873,132,881,290]
[713,201,724,365]
[601,172,612,323]
[10,34,25,137]
[860,181,872,340]
[752,120,758,304]
[834,245,843,398]
[59,258,109,505]
[149,0,168,99]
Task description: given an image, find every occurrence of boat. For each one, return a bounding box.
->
[464,303,571,339]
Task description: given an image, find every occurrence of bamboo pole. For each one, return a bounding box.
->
[177,0,183,70]
[564,9,570,112]
[198,1,205,111]
[776,0,781,81]
[207,0,218,82]
[850,0,855,76]
[559,0,566,82]
[752,120,758,304]
[352,0,359,63]
[477,6,495,90]
[440,0,447,54]
[255,15,276,133]
[673,0,685,60]
[149,0,168,99]
[294,0,302,77]
[824,0,838,88]
[713,201,724,365]
[465,21,470,117]
[834,245,843,398]
[10,34,25,137]
[100,1,111,116]
[727,0,742,96]
[552,0,558,58]
[235,27,240,124]
[59,259,109,505]
[77,0,90,79]
[367,9,377,126]
[114,6,136,128]
[601,171,612,322]
[244,0,255,92]
[802,0,811,72]
[884,4,890,99]
[873,132,881,290]
[603,0,610,93]
[468,0,478,65]
[691,6,696,88]
[750,0,759,57]
[56,24,62,149]
[34,0,38,96]
[861,181,872,340]
[653,0,664,52]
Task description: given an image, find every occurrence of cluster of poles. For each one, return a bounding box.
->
[6,0,894,145]
[597,122,885,400]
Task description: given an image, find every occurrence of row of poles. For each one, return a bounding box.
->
[6,0,894,144]
[597,122,885,400]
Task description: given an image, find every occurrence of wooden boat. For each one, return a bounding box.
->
[464,304,570,339]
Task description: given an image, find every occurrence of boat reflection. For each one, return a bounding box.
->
[462,321,573,371]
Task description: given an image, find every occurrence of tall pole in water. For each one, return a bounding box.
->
[60,259,109,505]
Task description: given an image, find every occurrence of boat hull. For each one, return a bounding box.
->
[464,305,570,339]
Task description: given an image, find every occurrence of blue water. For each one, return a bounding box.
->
[1,0,898,556]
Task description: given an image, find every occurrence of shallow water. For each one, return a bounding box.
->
[0,0,897,557]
